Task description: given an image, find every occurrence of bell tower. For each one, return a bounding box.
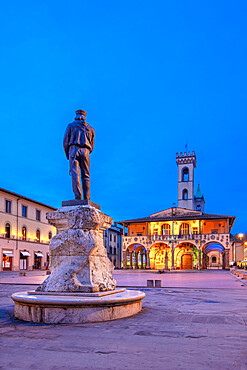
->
[176,151,196,210]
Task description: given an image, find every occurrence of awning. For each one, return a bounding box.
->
[20,251,31,257]
[35,252,44,257]
[3,251,14,257]
[241,260,247,263]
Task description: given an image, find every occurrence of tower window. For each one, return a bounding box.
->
[182,167,189,182]
[196,205,201,211]
[182,189,188,200]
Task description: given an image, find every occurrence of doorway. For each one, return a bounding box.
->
[181,254,192,269]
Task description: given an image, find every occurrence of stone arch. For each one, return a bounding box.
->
[182,189,188,200]
[203,242,225,269]
[149,242,172,270]
[203,242,225,254]
[182,167,189,182]
[126,243,146,269]
[174,242,198,270]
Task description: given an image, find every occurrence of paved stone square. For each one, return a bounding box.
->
[0,271,247,369]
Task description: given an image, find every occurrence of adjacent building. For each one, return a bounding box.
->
[0,188,56,271]
[117,151,235,270]
[103,224,123,268]
[231,234,247,268]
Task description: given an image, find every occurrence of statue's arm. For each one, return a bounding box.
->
[90,129,95,153]
[63,126,71,159]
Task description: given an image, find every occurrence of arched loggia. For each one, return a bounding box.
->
[203,242,225,269]
[126,244,146,269]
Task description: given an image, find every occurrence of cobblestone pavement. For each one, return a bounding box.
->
[0,271,247,369]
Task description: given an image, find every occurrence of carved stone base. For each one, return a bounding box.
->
[36,204,116,293]
[12,290,146,324]
[62,199,101,210]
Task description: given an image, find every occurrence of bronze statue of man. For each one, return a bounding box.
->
[63,110,95,200]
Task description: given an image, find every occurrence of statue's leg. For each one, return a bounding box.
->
[69,154,82,200]
[78,148,90,200]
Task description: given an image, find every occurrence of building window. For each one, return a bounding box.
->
[162,224,171,235]
[5,223,11,238]
[182,167,189,182]
[137,233,142,236]
[180,223,190,235]
[212,256,217,263]
[22,205,27,218]
[114,235,116,242]
[110,234,112,242]
[192,227,198,235]
[196,205,201,211]
[5,200,11,214]
[22,226,27,240]
[36,229,40,242]
[36,210,41,221]
[48,231,52,240]
[182,189,188,200]
[109,246,112,254]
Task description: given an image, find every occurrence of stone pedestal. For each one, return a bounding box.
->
[11,203,145,324]
[37,205,116,293]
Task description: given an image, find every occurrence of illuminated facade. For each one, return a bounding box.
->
[231,234,247,268]
[0,188,56,271]
[118,152,235,270]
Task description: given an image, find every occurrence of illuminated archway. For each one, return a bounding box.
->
[203,242,225,269]
[175,242,198,270]
[149,243,171,270]
[126,244,146,269]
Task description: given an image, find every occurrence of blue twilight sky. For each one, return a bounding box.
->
[0,1,246,234]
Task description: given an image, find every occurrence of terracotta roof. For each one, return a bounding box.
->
[0,187,57,210]
[117,212,236,229]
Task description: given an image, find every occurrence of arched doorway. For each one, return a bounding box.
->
[203,243,225,269]
[149,243,171,270]
[175,243,198,270]
[181,254,192,269]
[126,244,146,269]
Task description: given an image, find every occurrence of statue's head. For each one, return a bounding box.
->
[75,109,87,120]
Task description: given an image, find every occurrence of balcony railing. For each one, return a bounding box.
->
[123,233,229,244]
